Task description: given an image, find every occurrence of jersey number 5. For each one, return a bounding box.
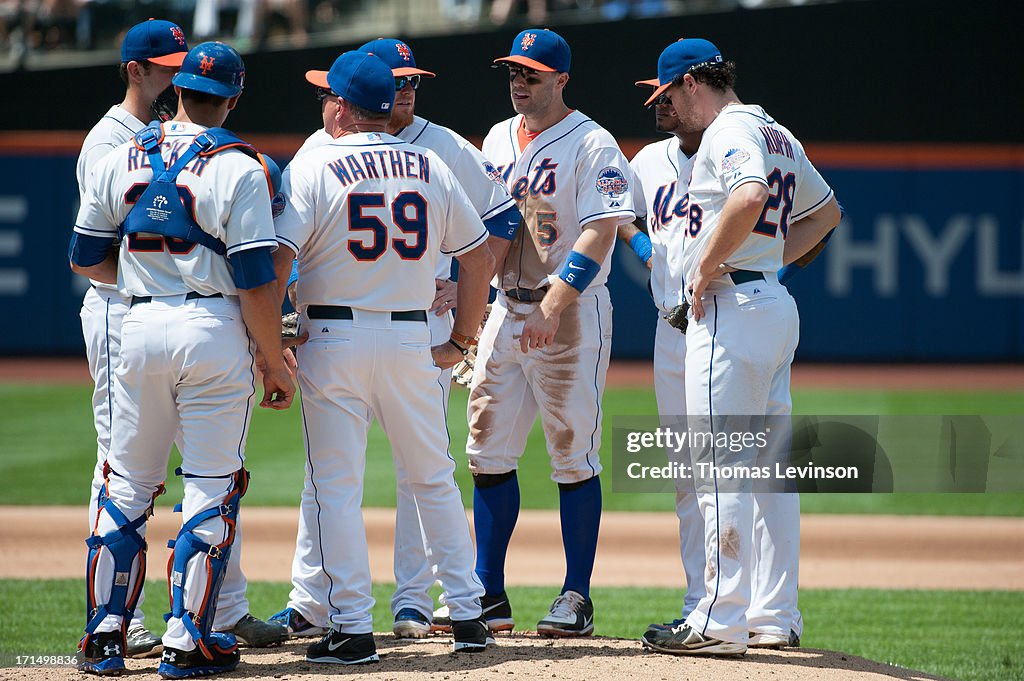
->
[348,192,428,261]
[753,169,796,238]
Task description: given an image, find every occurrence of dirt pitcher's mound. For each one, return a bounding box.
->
[0,635,949,681]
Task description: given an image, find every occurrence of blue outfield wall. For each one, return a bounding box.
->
[0,152,1021,360]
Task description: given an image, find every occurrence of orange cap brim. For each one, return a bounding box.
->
[644,82,672,107]
[393,67,436,77]
[493,55,557,72]
[149,52,187,67]
[305,70,329,88]
[635,78,660,87]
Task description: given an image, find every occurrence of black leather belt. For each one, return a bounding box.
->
[729,270,766,286]
[504,287,548,302]
[130,292,223,307]
[306,305,427,322]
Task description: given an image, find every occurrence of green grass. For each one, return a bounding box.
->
[2,384,1022,514]
[2,579,1022,680]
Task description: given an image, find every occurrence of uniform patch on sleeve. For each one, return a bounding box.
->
[595,166,629,202]
[721,148,751,174]
[271,193,286,219]
[483,161,506,188]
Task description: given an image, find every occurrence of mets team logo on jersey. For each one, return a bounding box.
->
[595,166,629,207]
[483,161,506,189]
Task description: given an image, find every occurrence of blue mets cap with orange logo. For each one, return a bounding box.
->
[642,38,723,106]
[121,19,188,66]
[172,41,245,98]
[358,38,436,78]
[306,51,395,113]
[494,29,570,73]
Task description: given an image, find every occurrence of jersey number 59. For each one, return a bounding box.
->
[348,192,428,261]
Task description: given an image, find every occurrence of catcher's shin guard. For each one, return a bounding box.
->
[82,465,163,650]
[164,467,249,657]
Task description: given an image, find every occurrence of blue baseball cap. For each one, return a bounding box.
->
[494,29,570,73]
[172,42,245,98]
[643,38,723,106]
[306,51,395,113]
[358,38,436,77]
[121,19,189,66]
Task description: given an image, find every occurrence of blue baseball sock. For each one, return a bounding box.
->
[473,472,520,596]
[559,475,602,598]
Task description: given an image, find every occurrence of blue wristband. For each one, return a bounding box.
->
[559,250,601,293]
[629,232,653,265]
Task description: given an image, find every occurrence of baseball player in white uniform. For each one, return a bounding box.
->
[70,41,294,677]
[467,29,635,637]
[270,50,495,664]
[639,38,841,656]
[76,22,286,661]
[269,39,519,642]
[616,87,707,629]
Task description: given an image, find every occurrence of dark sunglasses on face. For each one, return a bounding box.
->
[654,93,671,106]
[315,86,336,102]
[507,65,542,83]
[395,74,421,91]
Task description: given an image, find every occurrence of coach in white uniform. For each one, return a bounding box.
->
[271,51,495,664]
[70,41,294,677]
[467,29,635,637]
[640,38,841,656]
[270,39,519,642]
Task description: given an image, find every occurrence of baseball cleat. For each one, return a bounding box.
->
[392,607,431,639]
[157,632,240,678]
[748,629,801,649]
[642,624,747,656]
[126,624,163,658]
[219,613,287,647]
[643,617,687,637]
[537,590,594,637]
[76,631,127,676]
[480,591,515,633]
[431,603,452,634]
[306,630,379,665]
[268,607,327,638]
[452,618,495,652]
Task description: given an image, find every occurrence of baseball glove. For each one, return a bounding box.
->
[281,311,299,339]
[664,301,690,334]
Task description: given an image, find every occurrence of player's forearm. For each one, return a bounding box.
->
[616,218,643,244]
[238,281,286,372]
[541,219,618,316]
[486,234,512,280]
[782,196,842,266]
[696,182,768,277]
[452,242,495,339]
[70,248,119,284]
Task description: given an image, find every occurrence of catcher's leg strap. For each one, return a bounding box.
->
[83,495,149,639]
[165,467,248,655]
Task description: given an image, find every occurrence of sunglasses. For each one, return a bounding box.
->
[653,93,671,106]
[314,86,336,102]
[395,74,421,91]
[506,65,542,83]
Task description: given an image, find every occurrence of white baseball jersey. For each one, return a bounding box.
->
[482,110,635,291]
[681,104,833,283]
[274,131,488,311]
[294,128,332,157]
[74,120,278,297]
[76,105,147,291]
[397,116,515,279]
[630,136,694,313]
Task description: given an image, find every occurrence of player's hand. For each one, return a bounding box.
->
[646,257,653,270]
[260,365,295,410]
[283,330,309,350]
[431,278,458,316]
[431,341,465,370]
[688,264,733,321]
[521,305,560,353]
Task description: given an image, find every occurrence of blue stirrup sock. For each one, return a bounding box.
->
[472,472,521,596]
[559,475,602,598]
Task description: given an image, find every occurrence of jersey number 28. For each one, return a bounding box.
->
[753,169,796,238]
[348,192,427,261]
